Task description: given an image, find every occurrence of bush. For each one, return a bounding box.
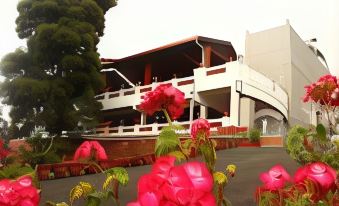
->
[18,132,62,168]
[248,128,261,142]
[237,131,248,138]
[286,125,339,169]
[0,163,34,179]
[286,125,312,165]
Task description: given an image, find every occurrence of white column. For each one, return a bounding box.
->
[240,97,255,128]
[141,112,147,125]
[189,99,195,122]
[230,86,240,126]
[200,105,208,119]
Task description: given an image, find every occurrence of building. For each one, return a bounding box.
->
[91,22,329,139]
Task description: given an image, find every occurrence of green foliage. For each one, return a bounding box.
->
[0,0,117,135]
[257,191,279,206]
[0,108,9,140]
[0,163,34,179]
[213,171,227,185]
[316,124,327,142]
[213,165,236,206]
[104,167,129,187]
[286,125,339,169]
[48,166,128,206]
[168,151,186,162]
[155,126,181,156]
[286,125,312,165]
[198,141,216,172]
[237,131,248,138]
[18,132,61,167]
[248,128,261,142]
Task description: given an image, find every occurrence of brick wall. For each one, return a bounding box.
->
[260,136,283,147]
[9,137,247,161]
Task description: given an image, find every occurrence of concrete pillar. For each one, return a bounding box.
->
[203,46,212,68]
[230,87,240,126]
[144,63,152,85]
[200,105,208,119]
[141,112,147,125]
[239,97,255,128]
[189,99,195,122]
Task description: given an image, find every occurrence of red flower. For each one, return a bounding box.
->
[294,162,336,196]
[303,74,339,106]
[73,141,108,161]
[0,176,40,206]
[128,156,216,206]
[190,118,210,140]
[259,165,291,190]
[139,84,185,120]
[0,138,10,160]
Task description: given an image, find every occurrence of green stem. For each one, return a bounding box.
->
[162,109,172,126]
[42,136,54,156]
[113,179,120,206]
[91,161,105,173]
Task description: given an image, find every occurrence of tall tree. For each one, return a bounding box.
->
[0,107,9,140]
[0,0,117,135]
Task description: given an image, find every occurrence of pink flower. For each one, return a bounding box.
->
[128,157,216,206]
[150,156,176,184]
[190,118,210,140]
[90,141,108,160]
[294,162,336,196]
[73,141,108,161]
[0,176,40,206]
[139,84,186,120]
[259,165,291,190]
[303,74,339,106]
[163,162,215,205]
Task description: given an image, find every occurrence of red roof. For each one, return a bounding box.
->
[100,36,235,64]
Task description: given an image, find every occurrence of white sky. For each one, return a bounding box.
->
[1,0,339,121]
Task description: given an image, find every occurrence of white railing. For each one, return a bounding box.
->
[94,117,229,137]
[193,62,288,118]
[95,76,195,110]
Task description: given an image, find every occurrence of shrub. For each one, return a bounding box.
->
[286,125,312,164]
[0,163,34,179]
[248,128,261,142]
[286,125,339,169]
[18,131,61,168]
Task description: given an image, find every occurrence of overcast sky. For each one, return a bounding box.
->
[0,0,339,121]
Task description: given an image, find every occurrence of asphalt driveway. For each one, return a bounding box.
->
[40,147,299,206]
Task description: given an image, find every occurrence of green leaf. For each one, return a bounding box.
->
[155,127,180,156]
[168,151,186,162]
[226,164,236,174]
[69,185,83,205]
[198,141,216,172]
[182,138,193,150]
[85,196,101,206]
[213,171,227,185]
[316,124,327,141]
[104,167,129,186]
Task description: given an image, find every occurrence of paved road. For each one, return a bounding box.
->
[40,147,299,206]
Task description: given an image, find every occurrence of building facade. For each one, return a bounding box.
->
[91,22,329,139]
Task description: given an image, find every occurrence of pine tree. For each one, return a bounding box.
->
[0,0,117,136]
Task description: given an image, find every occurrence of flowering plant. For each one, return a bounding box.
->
[136,85,236,206]
[128,156,215,206]
[72,140,108,174]
[287,74,339,170]
[303,74,338,134]
[0,175,40,206]
[73,140,108,162]
[139,84,186,120]
[256,162,338,206]
[0,138,10,165]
